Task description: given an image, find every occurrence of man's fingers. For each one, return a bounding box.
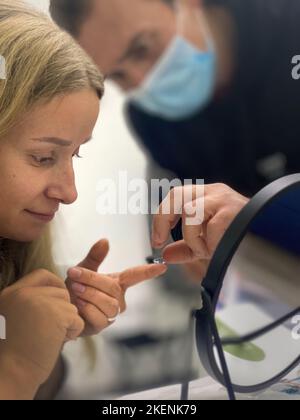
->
[77,239,110,272]
[152,211,180,249]
[184,260,210,282]
[119,264,168,290]
[152,186,205,248]
[152,187,187,248]
[182,219,210,259]
[162,241,199,263]
[205,210,234,254]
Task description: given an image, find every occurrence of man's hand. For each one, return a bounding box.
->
[66,239,167,336]
[152,183,249,275]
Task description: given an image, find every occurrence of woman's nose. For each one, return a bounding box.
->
[46,166,78,205]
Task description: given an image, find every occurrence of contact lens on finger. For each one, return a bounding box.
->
[153,257,167,265]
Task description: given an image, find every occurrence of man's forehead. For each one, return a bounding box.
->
[79,19,134,74]
[90,0,150,24]
[79,1,155,66]
[83,0,174,32]
[80,0,146,47]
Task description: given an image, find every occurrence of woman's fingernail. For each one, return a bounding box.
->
[77,298,87,308]
[71,282,86,294]
[68,267,82,279]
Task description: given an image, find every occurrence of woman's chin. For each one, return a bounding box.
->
[4,228,45,243]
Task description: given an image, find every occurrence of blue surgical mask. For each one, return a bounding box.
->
[127,23,216,120]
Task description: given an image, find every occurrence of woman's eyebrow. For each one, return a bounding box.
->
[31,137,92,146]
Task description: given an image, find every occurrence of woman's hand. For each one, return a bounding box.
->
[0,269,84,399]
[151,184,249,277]
[66,239,168,336]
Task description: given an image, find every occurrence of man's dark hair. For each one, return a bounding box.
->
[50,0,177,37]
[50,0,94,37]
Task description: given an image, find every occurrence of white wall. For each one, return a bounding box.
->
[26,0,49,14]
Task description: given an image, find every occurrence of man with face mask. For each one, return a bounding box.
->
[51,0,300,196]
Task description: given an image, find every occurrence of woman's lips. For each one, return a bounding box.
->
[25,210,55,222]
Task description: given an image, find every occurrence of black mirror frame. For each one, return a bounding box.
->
[195,174,300,394]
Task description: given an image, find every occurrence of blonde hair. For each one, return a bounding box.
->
[0,0,104,290]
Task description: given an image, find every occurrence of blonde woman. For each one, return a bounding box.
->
[0,0,167,400]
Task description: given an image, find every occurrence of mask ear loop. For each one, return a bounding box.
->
[175,0,216,53]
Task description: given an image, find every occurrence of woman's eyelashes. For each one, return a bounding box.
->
[30,152,83,166]
[72,152,83,159]
[30,154,54,165]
